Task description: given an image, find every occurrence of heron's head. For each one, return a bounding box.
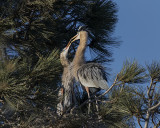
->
[67,26,88,46]
[60,43,71,57]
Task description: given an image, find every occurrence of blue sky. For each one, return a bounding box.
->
[110,1,160,127]
[111,0,160,74]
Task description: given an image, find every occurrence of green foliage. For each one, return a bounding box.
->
[0,0,118,63]
[0,49,61,124]
[118,60,146,84]
[3,0,159,127]
[146,61,160,81]
[0,1,119,125]
[27,49,61,84]
[0,60,17,92]
[100,86,138,128]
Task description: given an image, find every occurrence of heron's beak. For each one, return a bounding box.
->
[66,34,78,48]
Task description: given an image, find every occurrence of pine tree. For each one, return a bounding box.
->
[0,0,118,61]
[3,1,153,128]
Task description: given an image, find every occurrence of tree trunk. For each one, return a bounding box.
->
[144,79,153,128]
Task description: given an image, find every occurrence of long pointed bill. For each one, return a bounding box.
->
[66,34,78,48]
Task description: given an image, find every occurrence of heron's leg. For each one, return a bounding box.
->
[85,87,91,114]
[95,95,99,112]
[95,95,102,120]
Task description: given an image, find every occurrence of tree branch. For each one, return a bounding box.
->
[149,102,160,111]
[137,117,143,128]
[98,74,119,98]
[147,78,153,98]
[144,79,153,128]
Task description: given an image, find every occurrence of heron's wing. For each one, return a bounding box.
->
[77,63,109,90]
[89,87,101,94]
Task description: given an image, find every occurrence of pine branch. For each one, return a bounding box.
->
[118,60,146,84]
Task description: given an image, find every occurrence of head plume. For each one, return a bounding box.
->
[78,25,89,32]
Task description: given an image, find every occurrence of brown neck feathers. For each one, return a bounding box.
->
[73,31,88,66]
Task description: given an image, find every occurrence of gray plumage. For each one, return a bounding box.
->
[70,27,109,92]
[68,26,109,113]
[67,27,108,113]
[62,66,73,108]
[77,63,108,90]
[62,63,74,108]
[57,46,74,115]
[57,25,109,115]
[57,88,64,115]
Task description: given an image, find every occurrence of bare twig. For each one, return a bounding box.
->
[150,84,156,100]
[152,114,156,127]
[149,102,160,111]
[137,117,143,128]
[147,79,153,98]
[98,74,119,98]
[97,98,117,103]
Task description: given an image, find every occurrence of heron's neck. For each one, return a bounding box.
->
[73,33,87,66]
[60,54,69,67]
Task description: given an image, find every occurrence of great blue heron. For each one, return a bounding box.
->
[68,26,109,113]
[57,43,74,115]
